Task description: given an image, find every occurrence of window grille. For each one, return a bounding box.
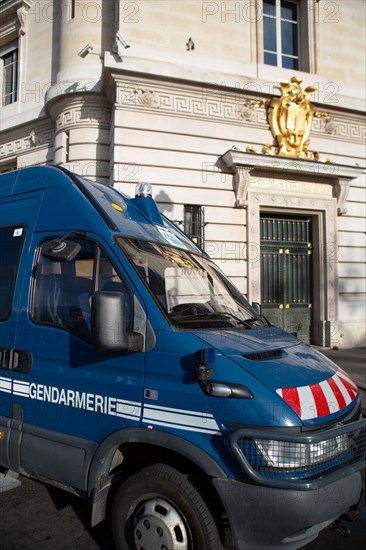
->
[184,205,205,248]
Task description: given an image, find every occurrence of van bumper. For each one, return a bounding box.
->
[213,470,363,550]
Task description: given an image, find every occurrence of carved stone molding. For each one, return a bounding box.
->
[112,78,366,144]
[47,93,111,132]
[115,81,268,126]
[312,115,366,142]
[55,106,111,131]
[220,149,364,215]
[324,118,337,135]
[134,88,160,108]
[0,125,54,159]
[237,99,267,123]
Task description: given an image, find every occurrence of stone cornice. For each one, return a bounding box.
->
[105,49,366,113]
[0,0,32,17]
[221,149,364,178]
[0,0,32,40]
[220,149,365,215]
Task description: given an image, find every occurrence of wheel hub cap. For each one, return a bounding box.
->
[133,498,188,550]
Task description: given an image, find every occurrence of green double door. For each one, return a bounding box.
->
[260,215,313,344]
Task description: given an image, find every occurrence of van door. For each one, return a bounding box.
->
[12,235,145,491]
[0,225,27,466]
[0,191,43,468]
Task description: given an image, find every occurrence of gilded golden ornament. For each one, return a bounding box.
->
[310,151,320,161]
[268,77,327,159]
[262,144,273,155]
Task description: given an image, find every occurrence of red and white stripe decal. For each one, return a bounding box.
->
[276,368,358,420]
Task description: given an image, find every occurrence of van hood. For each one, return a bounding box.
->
[194,327,359,425]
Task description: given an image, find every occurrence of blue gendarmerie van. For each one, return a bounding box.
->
[0,165,365,550]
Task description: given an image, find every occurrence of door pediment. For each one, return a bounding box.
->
[220,149,363,216]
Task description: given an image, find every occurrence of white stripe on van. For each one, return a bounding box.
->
[0,379,219,436]
[0,377,12,394]
[143,404,220,434]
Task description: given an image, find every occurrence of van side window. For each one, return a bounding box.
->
[31,239,130,340]
[0,226,25,320]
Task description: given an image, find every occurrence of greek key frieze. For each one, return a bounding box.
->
[0,127,54,158]
[115,82,365,142]
[312,116,365,143]
[56,107,111,130]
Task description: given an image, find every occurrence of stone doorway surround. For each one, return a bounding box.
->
[220,150,362,346]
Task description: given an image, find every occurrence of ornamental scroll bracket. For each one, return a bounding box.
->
[335,178,352,216]
[233,167,252,207]
[219,149,364,215]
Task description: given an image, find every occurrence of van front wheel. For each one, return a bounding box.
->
[111,463,223,550]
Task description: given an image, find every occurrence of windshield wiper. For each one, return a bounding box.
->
[218,314,266,329]
[170,304,236,323]
[239,316,266,328]
[170,312,238,327]
[169,304,266,328]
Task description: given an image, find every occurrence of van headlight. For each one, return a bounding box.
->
[254,435,349,468]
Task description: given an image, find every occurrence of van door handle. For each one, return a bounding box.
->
[0,348,33,373]
[13,350,33,373]
[0,348,12,369]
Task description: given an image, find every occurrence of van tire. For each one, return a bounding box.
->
[111,463,224,550]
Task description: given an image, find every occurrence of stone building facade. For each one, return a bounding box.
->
[0,0,365,347]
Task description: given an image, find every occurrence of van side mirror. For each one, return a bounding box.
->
[92,291,143,353]
[41,231,87,262]
[252,302,262,315]
[41,239,81,262]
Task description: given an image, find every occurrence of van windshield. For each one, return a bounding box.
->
[117,237,267,329]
